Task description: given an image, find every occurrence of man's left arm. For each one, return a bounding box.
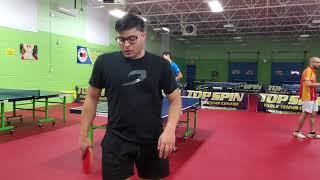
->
[158,89,182,159]
[176,72,183,81]
[173,63,183,81]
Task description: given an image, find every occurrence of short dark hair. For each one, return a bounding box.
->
[115,13,145,33]
[162,52,171,57]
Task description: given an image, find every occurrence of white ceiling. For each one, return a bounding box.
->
[91,0,320,41]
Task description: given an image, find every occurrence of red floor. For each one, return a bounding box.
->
[1,103,320,180]
[0,103,81,144]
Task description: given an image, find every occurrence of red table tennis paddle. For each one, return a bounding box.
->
[82,147,92,174]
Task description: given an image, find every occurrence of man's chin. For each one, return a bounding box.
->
[123,53,133,58]
[123,52,139,59]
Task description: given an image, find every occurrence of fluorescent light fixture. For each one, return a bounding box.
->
[299,34,310,38]
[153,27,162,31]
[233,36,242,40]
[59,7,71,13]
[208,0,223,12]
[298,38,307,41]
[109,9,126,18]
[140,16,147,22]
[227,28,236,32]
[291,42,301,46]
[103,0,125,3]
[308,24,319,28]
[223,24,234,28]
[312,20,320,24]
[161,27,170,32]
[56,7,78,17]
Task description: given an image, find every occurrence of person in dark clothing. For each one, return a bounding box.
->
[80,13,182,180]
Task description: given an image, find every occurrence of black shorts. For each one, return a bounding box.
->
[101,133,170,180]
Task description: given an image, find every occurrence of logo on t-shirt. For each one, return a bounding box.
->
[122,70,147,86]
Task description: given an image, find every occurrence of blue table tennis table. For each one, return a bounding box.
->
[70,96,200,142]
[0,88,69,133]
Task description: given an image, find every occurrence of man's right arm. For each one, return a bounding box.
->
[80,86,102,152]
[303,70,320,87]
[305,80,320,87]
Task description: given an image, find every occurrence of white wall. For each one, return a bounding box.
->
[0,0,38,32]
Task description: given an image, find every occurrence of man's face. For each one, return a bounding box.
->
[162,54,170,61]
[311,58,320,69]
[116,28,146,59]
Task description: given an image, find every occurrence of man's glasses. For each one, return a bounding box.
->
[115,33,143,45]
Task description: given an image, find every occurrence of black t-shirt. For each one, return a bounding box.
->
[89,51,178,144]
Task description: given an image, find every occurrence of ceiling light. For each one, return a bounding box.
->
[312,20,320,24]
[208,0,223,13]
[299,34,310,38]
[153,27,161,31]
[177,37,186,41]
[56,7,79,17]
[223,24,234,28]
[227,28,236,32]
[109,9,126,18]
[140,16,147,22]
[233,36,242,40]
[308,24,319,29]
[298,37,307,41]
[161,27,170,32]
[291,42,300,46]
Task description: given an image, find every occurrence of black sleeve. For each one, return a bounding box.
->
[89,55,105,89]
[160,60,178,94]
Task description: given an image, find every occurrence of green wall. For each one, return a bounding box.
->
[145,27,162,56]
[0,28,118,92]
[169,39,186,76]
[171,38,320,85]
[0,0,162,92]
[3,0,318,92]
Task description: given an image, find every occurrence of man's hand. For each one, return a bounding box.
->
[158,130,176,159]
[80,136,92,158]
[79,86,100,158]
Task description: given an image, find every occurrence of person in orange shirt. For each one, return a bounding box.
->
[294,57,320,139]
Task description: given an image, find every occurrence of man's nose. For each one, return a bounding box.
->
[124,40,131,47]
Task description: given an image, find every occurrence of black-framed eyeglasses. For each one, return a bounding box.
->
[115,33,143,45]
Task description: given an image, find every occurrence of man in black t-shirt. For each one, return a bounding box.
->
[80,13,182,180]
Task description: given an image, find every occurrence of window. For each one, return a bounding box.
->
[271,62,304,85]
[229,62,257,83]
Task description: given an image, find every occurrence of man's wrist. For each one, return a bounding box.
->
[164,124,176,133]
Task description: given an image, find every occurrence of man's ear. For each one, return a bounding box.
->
[142,32,147,39]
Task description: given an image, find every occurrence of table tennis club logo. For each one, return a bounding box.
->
[122,70,147,86]
[77,46,92,64]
